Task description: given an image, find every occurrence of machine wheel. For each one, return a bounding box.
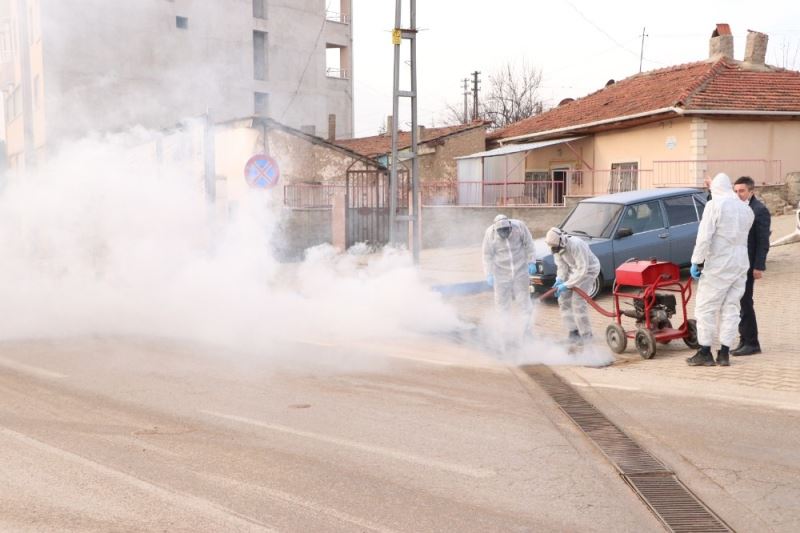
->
[683,319,700,349]
[634,328,657,359]
[605,323,627,354]
[587,273,604,300]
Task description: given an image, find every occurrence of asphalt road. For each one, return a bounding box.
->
[0,336,663,532]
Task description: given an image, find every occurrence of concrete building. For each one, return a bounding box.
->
[0,0,353,172]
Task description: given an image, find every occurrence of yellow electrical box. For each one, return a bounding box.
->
[392,29,401,45]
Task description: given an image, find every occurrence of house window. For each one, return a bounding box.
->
[253,0,266,19]
[254,92,269,117]
[253,31,267,80]
[610,162,638,193]
[176,16,188,29]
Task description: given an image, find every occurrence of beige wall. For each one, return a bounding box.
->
[593,118,695,190]
[705,119,800,184]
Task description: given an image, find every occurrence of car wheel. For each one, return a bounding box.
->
[587,273,604,299]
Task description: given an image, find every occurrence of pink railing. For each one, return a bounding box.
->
[422,180,567,207]
[653,160,783,186]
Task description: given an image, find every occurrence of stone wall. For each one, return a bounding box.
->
[417,127,486,183]
[273,207,332,260]
[757,173,800,214]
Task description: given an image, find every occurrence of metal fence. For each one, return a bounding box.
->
[283,183,339,208]
[653,159,783,187]
[422,180,566,207]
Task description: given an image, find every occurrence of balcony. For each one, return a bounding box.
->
[325,11,349,24]
[326,67,349,80]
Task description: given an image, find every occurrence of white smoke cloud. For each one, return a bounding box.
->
[0,133,465,356]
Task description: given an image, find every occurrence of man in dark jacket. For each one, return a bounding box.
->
[731,176,771,356]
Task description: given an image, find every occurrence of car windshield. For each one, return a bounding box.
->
[561,202,623,238]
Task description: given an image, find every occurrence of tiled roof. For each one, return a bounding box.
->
[336,122,487,157]
[490,59,800,141]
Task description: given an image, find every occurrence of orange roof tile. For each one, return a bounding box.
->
[336,122,487,157]
[490,59,800,142]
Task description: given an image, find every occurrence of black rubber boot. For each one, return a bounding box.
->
[686,346,715,366]
[716,345,730,366]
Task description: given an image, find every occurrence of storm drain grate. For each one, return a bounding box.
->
[522,365,732,533]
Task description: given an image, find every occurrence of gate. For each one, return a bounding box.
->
[345,168,409,248]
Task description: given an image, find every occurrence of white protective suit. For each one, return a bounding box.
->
[545,228,601,337]
[482,215,536,312]
[691,173,755,347]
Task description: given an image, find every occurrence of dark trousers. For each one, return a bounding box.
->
[738,271,759,346]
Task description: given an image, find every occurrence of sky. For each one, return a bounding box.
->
[350,0,800,137]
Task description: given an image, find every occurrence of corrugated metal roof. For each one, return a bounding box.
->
[455,136,585,160]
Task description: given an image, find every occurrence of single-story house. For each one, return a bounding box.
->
[455,25,800,208]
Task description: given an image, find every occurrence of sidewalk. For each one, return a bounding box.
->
[419,213,800,397]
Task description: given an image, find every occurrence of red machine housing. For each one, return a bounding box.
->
[607,259,697,359]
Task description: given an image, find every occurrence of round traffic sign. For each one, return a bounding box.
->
[244,154,280,189]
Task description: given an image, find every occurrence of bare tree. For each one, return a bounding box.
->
[481,61,545,128]
[439,61,546,128]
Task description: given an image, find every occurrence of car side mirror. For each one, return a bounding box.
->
[616,227,633,239]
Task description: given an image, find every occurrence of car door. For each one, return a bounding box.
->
[662,193,702,265]
[611,199,670,266]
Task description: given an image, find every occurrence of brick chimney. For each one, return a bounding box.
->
[328,113,336,141]
[709,23,734,59]
[744,30,768,64]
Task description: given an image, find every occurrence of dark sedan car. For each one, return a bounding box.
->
[530,188,707,298]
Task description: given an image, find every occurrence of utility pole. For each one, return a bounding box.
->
[461,78,470,124]
[639,27,648,73]
[389,0,420,262]
[471,71,481,121]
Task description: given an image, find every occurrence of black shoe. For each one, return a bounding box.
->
[686,349,715,366]
[731,344,761,356]
[716,350,730,366]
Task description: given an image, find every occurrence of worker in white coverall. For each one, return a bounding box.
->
[686,173,754,367]
[544,227,601,347]
[482,215,536,342]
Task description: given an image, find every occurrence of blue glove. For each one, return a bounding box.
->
[528,262,537,276]
[486,273,494,287]
[555,277,563,285]
[690,264,701,280]
[553,280,568,298]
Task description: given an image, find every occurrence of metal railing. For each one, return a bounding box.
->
[325,67,349,80]
[421,180,567,207]
[325,11,350,24]
[283,183,338,208]
[653,159,783,187]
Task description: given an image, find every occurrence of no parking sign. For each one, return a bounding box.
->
[244,154,280,189]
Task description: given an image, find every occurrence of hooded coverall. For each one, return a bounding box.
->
[552,234,601,338]
[691,173,755,348]
[482,217,535,312]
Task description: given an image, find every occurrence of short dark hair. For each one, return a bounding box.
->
[734,176,755,190]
